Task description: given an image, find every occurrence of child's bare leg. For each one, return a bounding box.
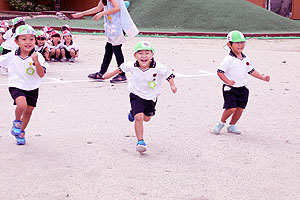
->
[61,49,66,57]
[134,113,144,141]
[70,49,76,58]
[220,108,236,123]
[55,49,61,58]
[44,49,50,61]
[50,49,55,57]
[21,106,34,131]
[15,96,27,120]
[229,107,243,125]
[144,115,151,122]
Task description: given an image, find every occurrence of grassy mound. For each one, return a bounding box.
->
[26,0,300,33]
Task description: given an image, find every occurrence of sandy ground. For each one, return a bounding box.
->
[0,35,300,200]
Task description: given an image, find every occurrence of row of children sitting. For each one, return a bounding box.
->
[0,18,79,63]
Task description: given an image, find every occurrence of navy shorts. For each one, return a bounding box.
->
[130,93,157,117]
[62,48,77,59]
[9,87,39,107]
[222,85,249,109]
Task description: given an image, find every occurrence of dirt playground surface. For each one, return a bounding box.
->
[0,35,300,200]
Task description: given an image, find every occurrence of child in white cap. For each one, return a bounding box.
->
[0,21,9,32]
[1,17,25,55]
[0,24,48,145]
[60,30,79,62]
[213,30,270,135]
[103,41,177,153]
[35,31,50,61]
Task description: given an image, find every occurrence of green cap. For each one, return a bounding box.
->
[15,25,36,37]
[0,46,3,54]
[134,41,155,53]
[227,30,246,43]
[12,17,24,26]
[36,30,46,37]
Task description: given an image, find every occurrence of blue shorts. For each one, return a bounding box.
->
[222,85,249,109]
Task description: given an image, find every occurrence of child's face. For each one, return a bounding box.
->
[15,34,35,53]
[134,50,154,68]
[63,35,72,42]
[228,42,245,54]
[37,37,46,46]
[52,35,60,43]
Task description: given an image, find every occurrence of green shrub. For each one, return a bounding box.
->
[6,0,54,12]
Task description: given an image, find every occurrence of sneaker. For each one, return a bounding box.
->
[60,57,67,62]
[69,58,75,62]
[227,125,241,135]
[16,131,26,145]
[110,74,127,83]
[11,120,23,136]
[87,72,104,81]
[128,112,134,122]
[213,121,224,134]
[136,140,147,153]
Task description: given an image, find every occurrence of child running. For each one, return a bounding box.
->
[213,30,270,135]
[0,24,48,145]
[103,41,177,153]
[72,0,139,83]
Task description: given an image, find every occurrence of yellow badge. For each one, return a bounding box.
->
[149,81,156,89]
[26,67,35,75]
[108,15,112,23]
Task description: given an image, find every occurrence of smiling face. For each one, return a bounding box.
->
[63,35,72,43]
[37,37,46,46]
[51,35,60,44]
[15,34,36,54]
[228,41,245,56]
[134,50,154,69]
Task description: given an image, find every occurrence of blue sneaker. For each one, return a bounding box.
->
[11,120,23,136]
[213,121,224,135]
[128,112,134,122]
[16,131,26,145]
[136,140,147,153]
[227,125,241,135]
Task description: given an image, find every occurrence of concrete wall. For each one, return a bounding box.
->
[62,0,99,11]
[292,0,300,19]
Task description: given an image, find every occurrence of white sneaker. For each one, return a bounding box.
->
[136,140,147,153]
[227,125,241,135]
[60,57,67,62]
[213,121,224,134]
[69,58,75,62]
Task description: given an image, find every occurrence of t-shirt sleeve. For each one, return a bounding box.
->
[119,61,132,73]
[3,30,12,40]
[246,57,255,74]
[217,56,229,73]
[157,63,174,80]
[37,52,48,72]
[0,53,11,69]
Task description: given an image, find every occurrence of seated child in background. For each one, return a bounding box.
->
[61,24,71,32]
[0,28,5,46]
[60,30,79,62]
[0,21,9,32]
[1,17,26,55]
[49,30,62,62]
[103,41,177,153]
[42,26,53,45]
[35,31,50,61]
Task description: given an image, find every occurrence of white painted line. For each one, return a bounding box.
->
[47,68,96,72]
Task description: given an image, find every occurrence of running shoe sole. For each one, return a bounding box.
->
[136,145,147,153]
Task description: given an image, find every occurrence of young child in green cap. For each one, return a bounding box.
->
[103,41,177,153]
[0,24,48,145]
[213,30,270,135]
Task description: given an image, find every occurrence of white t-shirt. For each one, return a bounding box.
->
[0,49,47,90]
[60,41,78,52]
[35,43,50,53]
[1,29,18,51]
[120,60,173,101]
[49,41,62,50]
[218,52,254,87]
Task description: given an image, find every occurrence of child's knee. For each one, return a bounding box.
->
[135,113,144,122]
[227,108,236,113]
[144,115,151,122]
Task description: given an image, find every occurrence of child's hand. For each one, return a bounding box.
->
[263,75,270,82]
[93,12,104,21]
[171,85,177,94]
[31,52,39,62]
[227,80,235,86]
[72,13,83,19]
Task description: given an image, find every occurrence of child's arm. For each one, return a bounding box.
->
[72,1,104,18]
[93,0,120,21]
[168,77,177,94]
[103,68,122,79]
[31,52,45,78]
[250,70,270,82]
[217,72,235,86]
